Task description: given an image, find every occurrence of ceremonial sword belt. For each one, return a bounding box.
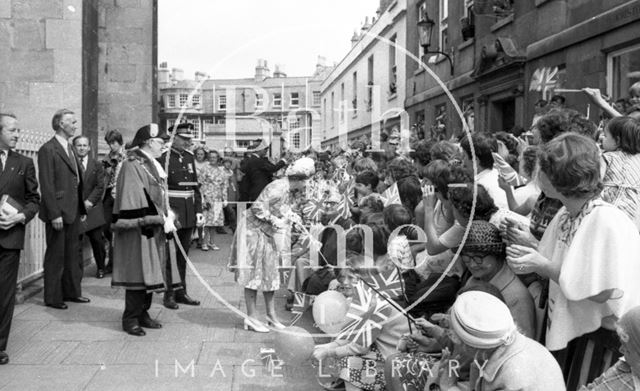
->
[168,189,195,199]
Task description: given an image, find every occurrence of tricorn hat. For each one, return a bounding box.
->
[130,123,169,149]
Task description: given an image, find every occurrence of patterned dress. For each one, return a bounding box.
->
[228,178,294,291]
[200,164,227,227]
[602,151,640,229]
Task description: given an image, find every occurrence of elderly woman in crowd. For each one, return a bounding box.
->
[228,157,314,333]
[581,305,640,390]
[507,133,640,389]
[434,291,565,390]
[458,220,535,338]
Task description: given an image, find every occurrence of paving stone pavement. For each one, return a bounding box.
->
[1,233,328,391]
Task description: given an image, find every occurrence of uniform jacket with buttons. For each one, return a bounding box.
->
[157,148,202,229]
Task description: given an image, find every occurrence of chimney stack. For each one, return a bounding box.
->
[255,59,271,82]
[361,17,372,35]
[351,31,360,47]
[273,64,287,78]
[195,71,208,81]
[158,63,170,88]
[172,68,184,81]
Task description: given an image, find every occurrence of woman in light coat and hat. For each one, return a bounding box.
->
[228,157,314,333]
[111,124,182,337]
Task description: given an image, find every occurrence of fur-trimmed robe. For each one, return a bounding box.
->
[111,148,181,291]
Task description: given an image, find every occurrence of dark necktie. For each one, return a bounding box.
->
[67,144,79,181]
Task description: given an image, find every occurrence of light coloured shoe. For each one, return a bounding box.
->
[211,244,220,251]
[266,316,286,330]
[243,318,269,333]
[201,244,209,251]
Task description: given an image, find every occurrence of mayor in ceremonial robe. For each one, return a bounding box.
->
[111,124,181,337]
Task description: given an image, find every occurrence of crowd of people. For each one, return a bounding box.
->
[222,86,640,390]
[0,83,639,391]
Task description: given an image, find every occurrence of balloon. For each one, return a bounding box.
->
[274,326,315,364]
[313,290,349,334]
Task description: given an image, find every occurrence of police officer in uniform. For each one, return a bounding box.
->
[158,123,203,308]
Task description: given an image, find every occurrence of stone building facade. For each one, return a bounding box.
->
[404,0,640,138]
[320,0,407,151]
[0,0,158,155]
[158,59,332,157]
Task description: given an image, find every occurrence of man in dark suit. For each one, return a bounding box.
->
[239,140,287,202]
[158,123,203,309]
[38,109,88,310]
[0,113,40,365]
[73,136,107,278]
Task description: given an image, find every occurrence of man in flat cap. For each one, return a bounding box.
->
[158,122,203,308]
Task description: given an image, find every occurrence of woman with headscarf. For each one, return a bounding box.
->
[228,157,314,333]
[111,124,182,337]
[507,133,640,389]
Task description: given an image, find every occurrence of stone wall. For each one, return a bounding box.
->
[0,0,84,137]
[0,0,157,152]
[97,0,157,147]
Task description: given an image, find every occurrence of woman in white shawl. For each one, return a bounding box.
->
[506,133,640,390]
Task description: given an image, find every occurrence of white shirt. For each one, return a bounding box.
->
[476,168,509,209]
[55,134,79,184]
[54,134,71,156]
[0,149,7,171]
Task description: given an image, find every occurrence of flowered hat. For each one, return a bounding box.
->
[456,220,505,255]
[285,157,315,178]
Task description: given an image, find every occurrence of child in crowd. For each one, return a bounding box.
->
[357,193,384,223]
[313,254,410,391]
[498,146,541,216]
[600,116,640,229]
[383,204,415,271]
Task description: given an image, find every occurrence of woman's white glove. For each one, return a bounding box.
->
[164,209,177,234]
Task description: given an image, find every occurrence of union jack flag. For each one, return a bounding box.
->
[299,223,323,253]
[529,67,559,100]
[337,282,393,348]
[336,176,355,220]
[381,182,401,207]
[291,291,315,314]
[361,267,403,301]
[302,198,325,223]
